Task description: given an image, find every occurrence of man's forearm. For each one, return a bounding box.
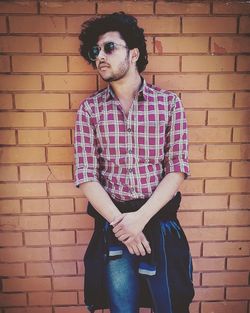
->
[79,181,122,223]
[137,172,185,226]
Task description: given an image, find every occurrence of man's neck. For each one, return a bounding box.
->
[110,71,142,103]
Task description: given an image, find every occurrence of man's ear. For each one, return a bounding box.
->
[130,48,140,64]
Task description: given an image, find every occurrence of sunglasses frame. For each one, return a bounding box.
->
[88,42,128,62]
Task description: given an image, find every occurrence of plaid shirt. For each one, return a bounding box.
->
[74,79,189,201]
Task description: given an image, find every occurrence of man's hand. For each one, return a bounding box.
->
[123,232,151,256]
[111,211,148,243]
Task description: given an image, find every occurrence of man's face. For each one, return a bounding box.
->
[93,31,131,82]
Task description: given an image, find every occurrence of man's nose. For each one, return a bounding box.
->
[96,47,106,61]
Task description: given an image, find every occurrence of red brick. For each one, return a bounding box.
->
[34,169,62,191]
[183,17,237,34]
[210,74,250,90]
[15,93,69,110]
[0,183,47,198]
[44,75,96,91]
[0,36,40,53]
[194,287,224,301]
[235,92,250,108]
[0,293,26,307]
[0,247,49,262]
[54,307,89,313]
[201,301,247,313]
[205,211,250,226]
[206,144,249,160]
[138,17,180,34]
[213,2,250,14]
[178,211,202,226]
[0,166,18,181]
[3,277,51,292]
[184,227,226,241]
[233,127,250,143]
[51,214,93,230]
[0,16,7,33]
[40,0,95,14]
[0,94,13,109]
[203,271,248,286]
[0,215,48,231]
[226,287,250,300]
[19,130,71,145]
[53,276,83,291]
[228,227,250,241]
[25,231,49,246]
[156,2,209,14]
[155,74,207,91]
[0,199,20,214]
[0,75,41,91]
[9,16,65,33]
[189,144,205,160]
[0,147,45,163]
[182,56,234,72]
[12,56,67,73]
[181,195,228,210]
[182,92,233,108]
[190,162,229,178]
[193,257,225,271]
[205,178,249,193]
[190,242,202,257]
[0,263,25,276]
[75,197,88,213]
[186,110,206,126]
[46,112,75,127]
[237,56,250,72]
[76,230,93,244]
[69,56,95,73]
[98,1,153,14]
[179,179,203,194]
[227,257,250,270]
[47,147,74,163]
[5,308,52,313]
[155,36,209,54]
[0,1,37,13]
[42,36,79,53]
[0,130,16,145]
[212,37,250,54]
[22,199,49,213]
[208,110,249,126]
[229,195,250,209]
[67,16,91,33]
[203,242,249,257]
[50,231,75,245]
[29,291,78,305]
[50,198,74,213]
[0,232,23,246]
[52,245,86,261]
[70,93,91,110]
[240,16,250,33]
[0,112,43,127]
[189,127,231,143]
[146,56,179,72]
[231,161,250,177]
[0,55,10,72]
[27,262,76,276]
[49,182,83,197]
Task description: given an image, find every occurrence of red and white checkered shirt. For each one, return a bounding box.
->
[74,79,189,201]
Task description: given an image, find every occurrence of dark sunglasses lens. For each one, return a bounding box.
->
[89,46,100,60]
[104,42,115,54]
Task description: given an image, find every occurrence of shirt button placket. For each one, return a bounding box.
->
[126,110,135,196]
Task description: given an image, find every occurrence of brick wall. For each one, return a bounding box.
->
[0,1,249,313]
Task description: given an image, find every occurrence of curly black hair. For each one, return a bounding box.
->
[79,12,148,73]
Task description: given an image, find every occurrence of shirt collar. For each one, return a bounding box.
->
[105,76,148,102]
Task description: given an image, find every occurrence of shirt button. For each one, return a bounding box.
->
[130,187,135,192]
[128,149,132,154]
[127,128,131,132]
[128,168,133,173]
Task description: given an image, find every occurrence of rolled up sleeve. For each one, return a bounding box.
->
[74,101,99,188]
[164,95,190,178]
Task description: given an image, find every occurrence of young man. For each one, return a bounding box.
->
[74,12,194,313]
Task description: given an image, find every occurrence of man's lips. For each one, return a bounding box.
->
[98,63,110,70]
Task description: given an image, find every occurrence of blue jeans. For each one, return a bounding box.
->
[106,222,192,313]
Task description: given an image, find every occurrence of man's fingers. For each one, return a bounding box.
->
[142,239,151,254]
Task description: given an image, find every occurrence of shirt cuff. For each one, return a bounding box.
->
[164,158,190,179]
[75,168,99,188]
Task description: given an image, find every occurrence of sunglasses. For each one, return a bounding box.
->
[88,42,128,62]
